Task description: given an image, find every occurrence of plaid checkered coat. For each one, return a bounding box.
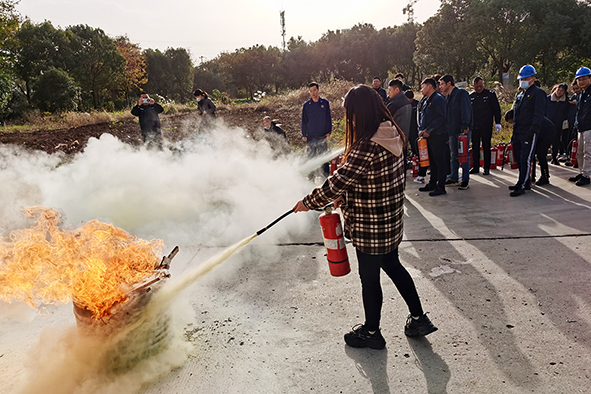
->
[303,122,405,255]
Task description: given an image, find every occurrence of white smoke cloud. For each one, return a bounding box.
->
[0,123,326,247]
[0,121,337,394]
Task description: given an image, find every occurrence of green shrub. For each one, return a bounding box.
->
[32,68,79,113]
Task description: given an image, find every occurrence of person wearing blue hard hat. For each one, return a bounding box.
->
[508,65,546,196]
[569,67,591,186]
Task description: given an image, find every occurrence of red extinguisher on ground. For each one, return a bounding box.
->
[571,139,579,167]
[412,156,419,177]
[418,138,430,167]
[479,146,484,167]
[490,147,497,170]
[506,143,518,169]
[319,206,350,277]
[496,144,505,167]
[458,135,468,164]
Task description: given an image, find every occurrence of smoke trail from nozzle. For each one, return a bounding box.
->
[0,122,344,393]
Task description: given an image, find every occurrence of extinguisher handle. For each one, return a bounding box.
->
[256,209,295,236]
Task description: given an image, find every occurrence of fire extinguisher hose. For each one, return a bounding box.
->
[256,209,295,236]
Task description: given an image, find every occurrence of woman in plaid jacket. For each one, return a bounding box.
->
[294,85,437,349]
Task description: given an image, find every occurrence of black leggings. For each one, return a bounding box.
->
[356,248,424,331]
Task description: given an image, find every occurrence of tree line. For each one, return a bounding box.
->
[1,0,590,122]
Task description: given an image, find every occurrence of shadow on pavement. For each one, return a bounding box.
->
[407,336,450,394]
[344,345,391,394]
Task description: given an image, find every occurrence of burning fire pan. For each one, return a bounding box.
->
[73,247,179,372]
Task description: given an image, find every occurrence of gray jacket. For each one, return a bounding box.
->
[386,91,412,138]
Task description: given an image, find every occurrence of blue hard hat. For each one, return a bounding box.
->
[518,65,537,79]
[575,67,591,79]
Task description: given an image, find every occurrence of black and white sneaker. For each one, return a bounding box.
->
[404,314,438,337]
[344,324,386,349]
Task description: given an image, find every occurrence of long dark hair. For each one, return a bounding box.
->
[343,85,404,159]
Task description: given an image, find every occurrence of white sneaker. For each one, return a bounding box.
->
[413,176,425,183]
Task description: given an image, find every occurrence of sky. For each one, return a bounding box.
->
[16,0,442,63]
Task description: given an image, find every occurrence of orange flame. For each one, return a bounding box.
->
[0,207,164,319]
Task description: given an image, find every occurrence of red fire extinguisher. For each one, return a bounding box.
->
[319,207,350,277]
[458,135,468,164]
[412,156,419,177]
[571,139,578,167]
[479,146,484,167]
[418,138,429,167]
[490,147,497,170]
[506,144,518,169]
[329,155,342,175]
[496,144,505,167]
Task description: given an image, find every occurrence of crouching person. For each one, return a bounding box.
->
[293,85,437,350]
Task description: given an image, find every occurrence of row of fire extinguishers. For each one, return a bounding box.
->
[319,137,583,278]
[411,136,580,177]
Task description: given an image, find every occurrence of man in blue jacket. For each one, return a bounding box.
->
[418,78,448,196]
[439,75,472,190]
[509,65,546,196]
[570,67,591,186]
[302,82,332,163]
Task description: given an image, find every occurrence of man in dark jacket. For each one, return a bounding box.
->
[386,79,411,138]
[545,84,569,164]
[570,67,591,186]
[131,92,164,149]
[406,90,420,159]
[509,65,546,196]
[302,82,332,155]
[418,78,448,196]
[506,109,555,185]
[439,75,472,189]
[470,77,502,175]
[372,77,388,103]
[395,73,411,92]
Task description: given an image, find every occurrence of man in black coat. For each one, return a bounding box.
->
[131,92,164,149]
[470,77,502,175]
[509,65,546,196]
[372,77,388,104]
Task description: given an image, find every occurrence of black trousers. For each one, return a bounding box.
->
[426,133,448,189]
[532,131,556,179]
[472,125,493,171]
[512,134,537,189]
[356,248,424,331]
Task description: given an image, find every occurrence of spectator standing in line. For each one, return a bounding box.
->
[386,79,411,139]
[509,65,546,197]
[293,85,436,350]
[395,73,411,92]
[545,84,570,165]
[565,80,582,167]
[469,77,502,175]
[372,77,388,103]
[418,78,449,196]
[131,92,164,149]
[439,75,472,190]
[506,109,556,186]
[194,89,216,118]
[569,67,591,186]
[414,90,430,184]
[406,90,420,159]
[302,82,332,168]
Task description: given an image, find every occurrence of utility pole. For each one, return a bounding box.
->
[402,0,419,23]
[280,10,286,51]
